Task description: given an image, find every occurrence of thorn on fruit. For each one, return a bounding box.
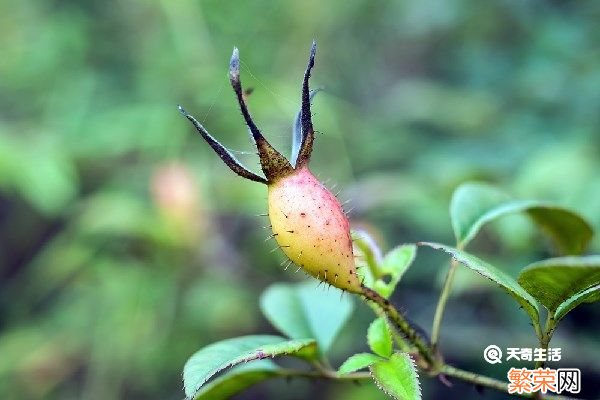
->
[264,233,279,242]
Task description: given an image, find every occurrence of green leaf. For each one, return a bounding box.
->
[194,360,280,400]
[420,242,540,333]
[353,230,417,298]
[338,353,383,375]
[370,353,421,400]
[368,318,393,358]
[450,182,510,246]
[374,245,417,298]
[183,335,317,399]
[555,284,600,321]
[525,206,594,255]
[260,285,312,340]
[518,256,600,320]
[0,136,78,216]
[260,281,354,354]
[450,182,593,253]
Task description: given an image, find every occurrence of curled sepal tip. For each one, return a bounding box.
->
[295,41,317,168]
[291,88,322,166]
[229,47,240,81]
[178,105,267,184]
[180,42,320,184]
[228,47,293,183]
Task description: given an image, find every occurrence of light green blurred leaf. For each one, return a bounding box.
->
[183,336,316,399]
[420,242,540,332]
[259,281,353,354]
[338,353,383,375]
[525,206,594,255]
[370,353,421,400]
[193,360,280,400]
[450,182,593,253]
[353,229,384,289]
[450,182,509,245]
[75,191,185,248]
[518,256,600,320]
[374,245,417,298]
[0,135,77,215]
[368,318,393,358]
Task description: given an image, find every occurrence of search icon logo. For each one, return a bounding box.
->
[483,345,503,364]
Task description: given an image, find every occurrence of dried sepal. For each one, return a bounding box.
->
[228,47,293,183]
[294,41,317,169]
[178,106,267,184]
[291,88,321,166]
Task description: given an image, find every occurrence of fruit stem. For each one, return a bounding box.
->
[359,286,577,399]
[361,286,438,370]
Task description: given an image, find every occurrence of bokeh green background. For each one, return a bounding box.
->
[1,1,599,399]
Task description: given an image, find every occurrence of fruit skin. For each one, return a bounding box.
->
[268,167,362,293]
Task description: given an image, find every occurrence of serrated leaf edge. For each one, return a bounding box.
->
[369,353,422,400]
[184,339,316,399]
[192,363,280,400]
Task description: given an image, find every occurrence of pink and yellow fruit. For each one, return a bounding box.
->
[179,42,362,294]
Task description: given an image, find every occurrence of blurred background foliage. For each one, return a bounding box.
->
[1,0,599,399]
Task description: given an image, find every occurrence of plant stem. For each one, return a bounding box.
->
[372,304,412,352]
[288,354,575,400]
[361,286,438,368]
[279,368,371,381]
[536,312,557,369]
[431,257,460,350]
[442,364,509,392]
[286,361,574,399]
[360,286,579,399]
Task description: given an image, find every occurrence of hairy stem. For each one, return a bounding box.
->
[360,286,578,399]
[283,363,575,399]
[536,312,557,369]
[361,286,438,369]
[280,368,371,381]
